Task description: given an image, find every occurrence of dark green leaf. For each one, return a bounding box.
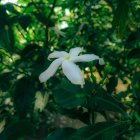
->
[128,48,140,59]
[34,12,48,25]
[95,96,126,114]
[20,44,40,59]
[68,121,130,140]
[4,3,19,15]
[132,72,140,99]
[13,77,36,118]
[0,5,8,27]
[18,15,32,30]
[93,89,127,115]
[44,128,76,140]
[113,0,129,38]
[106,76,118,94]
[127,29,140,43]
[0,27,10,49]
[0,120,33,140]
[0,72,12,92]
[53,79,86,109]
[0,25,15,51]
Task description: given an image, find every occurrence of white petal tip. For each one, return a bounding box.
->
[99,58,105,65]
[81,84,84,88]
[80,80,85,88]
[47,56,52,61]
[80,47,84,52]
[47,55,51,60]
[39,74,47,83]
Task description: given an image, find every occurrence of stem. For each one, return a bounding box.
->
[48,0,57,19]
[86,90,96,125]
[43,0,57,63]
[89,66,96,83]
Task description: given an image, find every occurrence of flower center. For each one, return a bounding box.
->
[65,55,71,60]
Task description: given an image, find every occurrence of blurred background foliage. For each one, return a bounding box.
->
[0,0,140,139]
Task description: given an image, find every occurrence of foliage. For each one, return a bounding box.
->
[0,0,140,140]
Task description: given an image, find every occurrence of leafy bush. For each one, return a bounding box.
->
[0,0,140,140]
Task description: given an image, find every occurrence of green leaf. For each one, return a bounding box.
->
[95,96,126,114]
[13,77,36,118]
[68,121,130,140]
[18,44,45,76]
[0,120,32,140]
[0,6,15,51]
[106,76,118,94]
[0,25,15,51]
[34,12,49,25]
[53,79,86,109]
[127,29,140,43]
[0,27,10,49]
[113,0,130,38]
[18,15,32,30]
[0,72,12,92]
[128,48,140,59]
[44,128,76,140]
[93,89,127,115]
[133,133,140,140]
[4,3,19,15]
[132,72,140,99]
[20,44,40,59]
[0,5,8,28]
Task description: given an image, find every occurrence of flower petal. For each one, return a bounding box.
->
[71,54,100,62]
[69,47,84,56]
[62,60,85,88]
[39,58,63,82]
[48,51,68,60]
[99,58,105,65]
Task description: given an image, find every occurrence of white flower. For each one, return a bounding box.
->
[39,47,104,88]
